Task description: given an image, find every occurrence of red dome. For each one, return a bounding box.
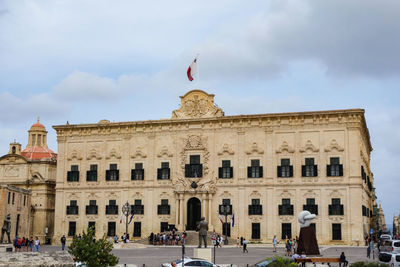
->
[21,146,57,160]
[30,122,45,129]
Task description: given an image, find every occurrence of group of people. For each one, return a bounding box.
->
[109,233,130,244]
[148,229,187,246]
[13,236,40,252]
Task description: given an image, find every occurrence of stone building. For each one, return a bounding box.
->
[0,120,57,243]
[53,90,375,245]
[393,214,400,237]
[0,185,31,241]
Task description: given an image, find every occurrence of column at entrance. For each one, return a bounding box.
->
[179,193,184,230]
[175,196,179,227]
[201,193,207,219]
[208,193,213,231]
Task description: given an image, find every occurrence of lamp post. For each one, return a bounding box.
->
[122,201,131,238]
[220,204,230,245]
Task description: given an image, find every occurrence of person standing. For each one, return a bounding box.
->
[34,237,40,252]
[211,231,217,246]
[240,236,243,248]
[243,238,248,253]
[273,235,278,252]
[28,237,33,252]
[60,235,66,251]
[236,237,240,248]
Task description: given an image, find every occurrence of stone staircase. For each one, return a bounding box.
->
[133,231,236,246]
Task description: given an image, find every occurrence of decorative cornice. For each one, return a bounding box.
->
[131,147,147,159]
[157,146,173,158]
[67,150,83,161]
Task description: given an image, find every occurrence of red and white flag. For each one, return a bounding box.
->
[187,57,198,81]
[219,215,224,224]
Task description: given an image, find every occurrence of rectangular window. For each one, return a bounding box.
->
[303,198,318,215]
[12,193,15,205]
[279,199,294,215]
[106,165,119,181]
[87,165,98,182]
[158,200,170,215]
[252,223,260,239]
[106,200,118,215]
[282,223,292,239]
[248,160,263,178]
[68,165,79,182]
[132,200,144,215]
[132,163,145,180]
[249,199,262,215]
[86,200,98,215]
[185,156,202,178]
[327,157,343,177]
[302,158,318,177]
[107,222,116,236]
[32,134,36,146]
[68,221,76,236]
[133,222,141,237]
[219,160,233,179]
[88,221,96,233]
[8,192,10,204]
[66,200,79,215]
[37,134,41,146]
[278,159,293,178]
[332,223,342,240]
[157,162,170,180]
[329,198,344,215]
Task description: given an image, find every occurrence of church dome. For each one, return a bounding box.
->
[21,118,57,161]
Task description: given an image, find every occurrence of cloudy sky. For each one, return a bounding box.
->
[1,0,399,225]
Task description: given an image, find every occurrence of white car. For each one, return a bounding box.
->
[161,257,219,267]
[381,240,400,254]
[379,252,400,267]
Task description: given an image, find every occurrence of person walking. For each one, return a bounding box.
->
[28,237,33,252]
[243,238,248,253]
[34,237,40,252]
[236,237,240,248]
[240,236,243,248]
[60,235,66,251]
[273,235,278,252]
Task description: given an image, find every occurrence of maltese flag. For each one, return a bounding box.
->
[187,57,198,81]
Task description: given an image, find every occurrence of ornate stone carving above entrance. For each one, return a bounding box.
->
[172,134,216,193]
[172,90,224,119]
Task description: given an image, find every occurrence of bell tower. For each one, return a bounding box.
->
[9,140,22,155]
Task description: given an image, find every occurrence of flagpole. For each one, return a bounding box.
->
[196,53,200,89]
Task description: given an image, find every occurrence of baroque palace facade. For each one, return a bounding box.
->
[51,90,375,245]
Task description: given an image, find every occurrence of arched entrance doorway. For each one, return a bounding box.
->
[186,197,201,230]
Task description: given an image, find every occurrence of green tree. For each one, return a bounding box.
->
[68,227,119,267]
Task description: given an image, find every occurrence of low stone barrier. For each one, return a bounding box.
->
[0,251,75,266]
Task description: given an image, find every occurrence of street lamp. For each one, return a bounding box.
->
[122,201,131,239]
[220,204,231,245]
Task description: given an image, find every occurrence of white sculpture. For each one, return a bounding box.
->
[298,210,316,228]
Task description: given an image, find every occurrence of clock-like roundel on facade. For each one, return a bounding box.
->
[172,90,224,119]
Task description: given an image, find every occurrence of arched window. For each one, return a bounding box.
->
[12,146,16,154]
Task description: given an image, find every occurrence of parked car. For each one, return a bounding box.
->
[381,240,400,254]
[250,258,274,267]
[161,257,219,267]
[380,234,393,246]
[379,252,400,267]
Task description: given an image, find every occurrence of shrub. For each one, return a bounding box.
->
[68,227,119,267]
[267,255,298,267]
[350,262,389,267]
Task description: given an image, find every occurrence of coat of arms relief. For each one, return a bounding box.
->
[172,134,216,193]
[171,90,224,119]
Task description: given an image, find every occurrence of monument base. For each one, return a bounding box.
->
[297,226,320,255]
[0,244,12,253]
[193,247,212,262]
